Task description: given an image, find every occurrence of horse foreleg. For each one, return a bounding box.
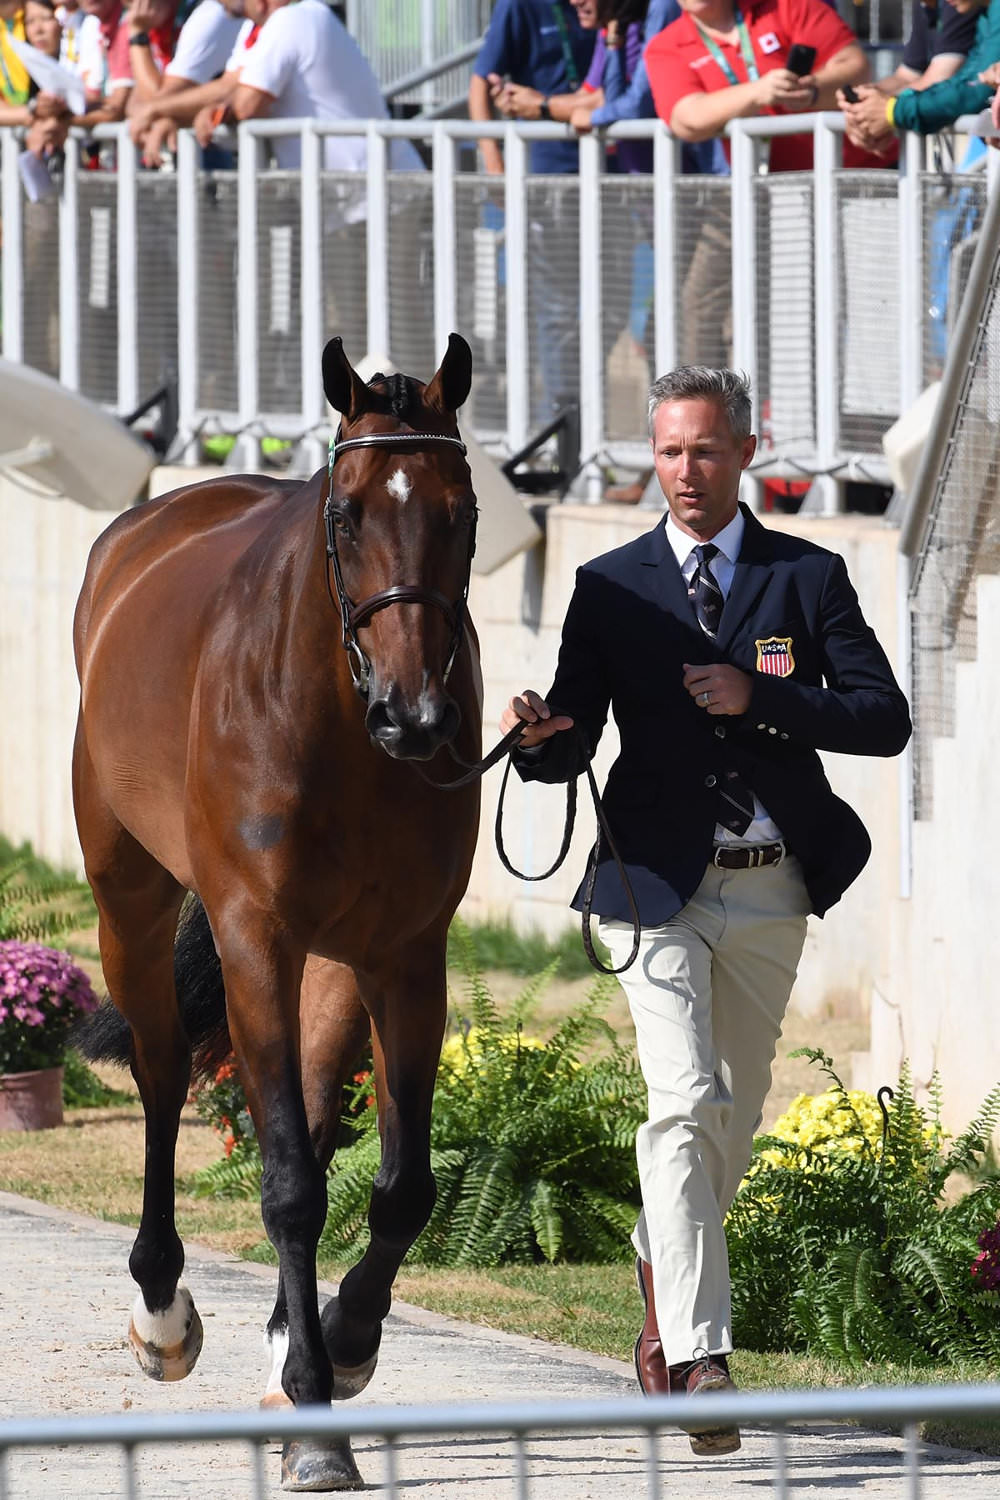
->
[263,957,370,1412]
[321,941,447,1397]
[217,926,363,1491]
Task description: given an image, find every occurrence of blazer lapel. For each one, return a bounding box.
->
[638,516,696,623]
[715,505,777,652]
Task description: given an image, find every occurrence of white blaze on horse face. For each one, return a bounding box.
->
[387,468,412,505]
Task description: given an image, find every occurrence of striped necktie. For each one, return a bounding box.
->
[689,543,755,837]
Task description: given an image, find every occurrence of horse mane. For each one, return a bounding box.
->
[366,372,422,422]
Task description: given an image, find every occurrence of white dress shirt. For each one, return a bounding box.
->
[665,511,783,847]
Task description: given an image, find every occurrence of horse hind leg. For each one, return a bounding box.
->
[74,773,202,1381]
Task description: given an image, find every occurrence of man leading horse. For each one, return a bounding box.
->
[501,364,911,1455]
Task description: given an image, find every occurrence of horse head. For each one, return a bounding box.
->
[321,334,476,761]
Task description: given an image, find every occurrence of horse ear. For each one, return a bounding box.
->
[322,337,369,419]
[424,333,472,415]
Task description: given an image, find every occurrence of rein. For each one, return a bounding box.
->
[322,424,640,976]
[416,722,642,977]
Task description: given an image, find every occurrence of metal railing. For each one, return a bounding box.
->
[1,1383,999,1497]
[0,115,992,507]
[898,175,1000,823]
[346,0,492,111]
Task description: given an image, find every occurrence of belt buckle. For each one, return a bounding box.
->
[712,845,727,868]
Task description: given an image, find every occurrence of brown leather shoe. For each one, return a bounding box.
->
[670,1352,741,1456]
[633,1256,673,1396]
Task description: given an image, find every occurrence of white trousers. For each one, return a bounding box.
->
[600,855,809,1367]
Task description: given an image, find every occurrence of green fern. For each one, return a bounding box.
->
[0,853,96,944]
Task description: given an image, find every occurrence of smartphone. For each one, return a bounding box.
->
[842,85,860,103]
[786,44,817,77]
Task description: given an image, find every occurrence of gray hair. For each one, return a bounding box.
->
[647,367,753,441]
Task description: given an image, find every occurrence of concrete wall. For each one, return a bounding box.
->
[464,504,906,1024]
[0,475,130,871]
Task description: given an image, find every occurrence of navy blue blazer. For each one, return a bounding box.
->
[515,505,912,923]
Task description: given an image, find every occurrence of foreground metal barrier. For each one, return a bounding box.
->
[2,1384,999,1498]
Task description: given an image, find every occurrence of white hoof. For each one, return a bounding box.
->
[128,1285,203,1382]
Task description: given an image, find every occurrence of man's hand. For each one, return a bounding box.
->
[492,78,546,119]
[500,689,574,748]
[142,116,176,168]
[683,663,753,717]
[837,85,896,152]
[129,101,158,145]
[32,91,69,122]
[570,104,594,134]
[755,69,815,113]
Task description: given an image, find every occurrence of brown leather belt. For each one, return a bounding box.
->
[712,841,785,870]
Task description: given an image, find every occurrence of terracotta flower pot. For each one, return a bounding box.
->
[0,1065,64,1131]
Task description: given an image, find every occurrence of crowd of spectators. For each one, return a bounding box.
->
[0,0,410,193]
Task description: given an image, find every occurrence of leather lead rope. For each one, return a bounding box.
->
[420,724,642,976]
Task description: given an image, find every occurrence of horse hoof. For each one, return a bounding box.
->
[260,1388,294,1410]
[281,1437,363,1492]
[332,1351,378,1400]
[128,1285,203,1382]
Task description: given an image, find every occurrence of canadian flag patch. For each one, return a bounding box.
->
[759,32,782,53]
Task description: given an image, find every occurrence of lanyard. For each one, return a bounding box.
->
[549,1,581,92]
[694,7,759,87]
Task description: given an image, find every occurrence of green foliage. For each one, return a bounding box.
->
[727,1048,1000,1365]
[61,1048,133,1108]
[320,926,644,1267]
[192,927,644,1267]
[0,838,96,945]
[447,915,609,980]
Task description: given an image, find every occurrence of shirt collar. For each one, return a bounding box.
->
[665,507,744,570]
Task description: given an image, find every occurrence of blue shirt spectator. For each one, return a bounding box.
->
[585,0,728,171]
[472,0,595,172]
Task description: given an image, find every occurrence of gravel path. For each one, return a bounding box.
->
[2,1191,999,1498]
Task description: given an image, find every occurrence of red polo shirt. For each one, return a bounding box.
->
[646,0,892,171]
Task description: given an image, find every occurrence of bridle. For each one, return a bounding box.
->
[323,428,476,700]
[322,425,641,979]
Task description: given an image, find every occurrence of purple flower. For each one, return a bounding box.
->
[0,940,99,1070]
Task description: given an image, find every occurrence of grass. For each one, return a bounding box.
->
[447,914,609,980]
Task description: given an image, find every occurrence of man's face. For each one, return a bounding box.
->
[947,0,988,13]
[569,0,601,26]
[650,397,756,540]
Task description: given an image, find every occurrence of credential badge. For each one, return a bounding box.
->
[755,636,795,676]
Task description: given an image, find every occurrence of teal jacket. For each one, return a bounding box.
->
[893,2,997,132]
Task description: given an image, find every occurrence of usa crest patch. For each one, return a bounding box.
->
[755,637,795,676]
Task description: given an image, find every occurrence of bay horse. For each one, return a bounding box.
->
[73,335,482,1491]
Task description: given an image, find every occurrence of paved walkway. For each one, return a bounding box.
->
[2,1191,1000,1498]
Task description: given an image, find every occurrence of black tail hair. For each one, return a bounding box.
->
[72,897,231,1079]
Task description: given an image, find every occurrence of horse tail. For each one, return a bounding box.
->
[73,897,232,1077]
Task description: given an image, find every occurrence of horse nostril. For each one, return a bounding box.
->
[437,698,462,743]
[365,699,393,741]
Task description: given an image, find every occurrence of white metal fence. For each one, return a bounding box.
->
[899,171,1000,822]
[0,116,992,507]
[1,1384,999,1497]
[346,0,491,111]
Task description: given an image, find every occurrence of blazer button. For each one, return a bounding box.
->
[705,774,717,788]
[756,722,766,730]
[780,732,789,740]
[768,726,778,735]
[714,725,726,739]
